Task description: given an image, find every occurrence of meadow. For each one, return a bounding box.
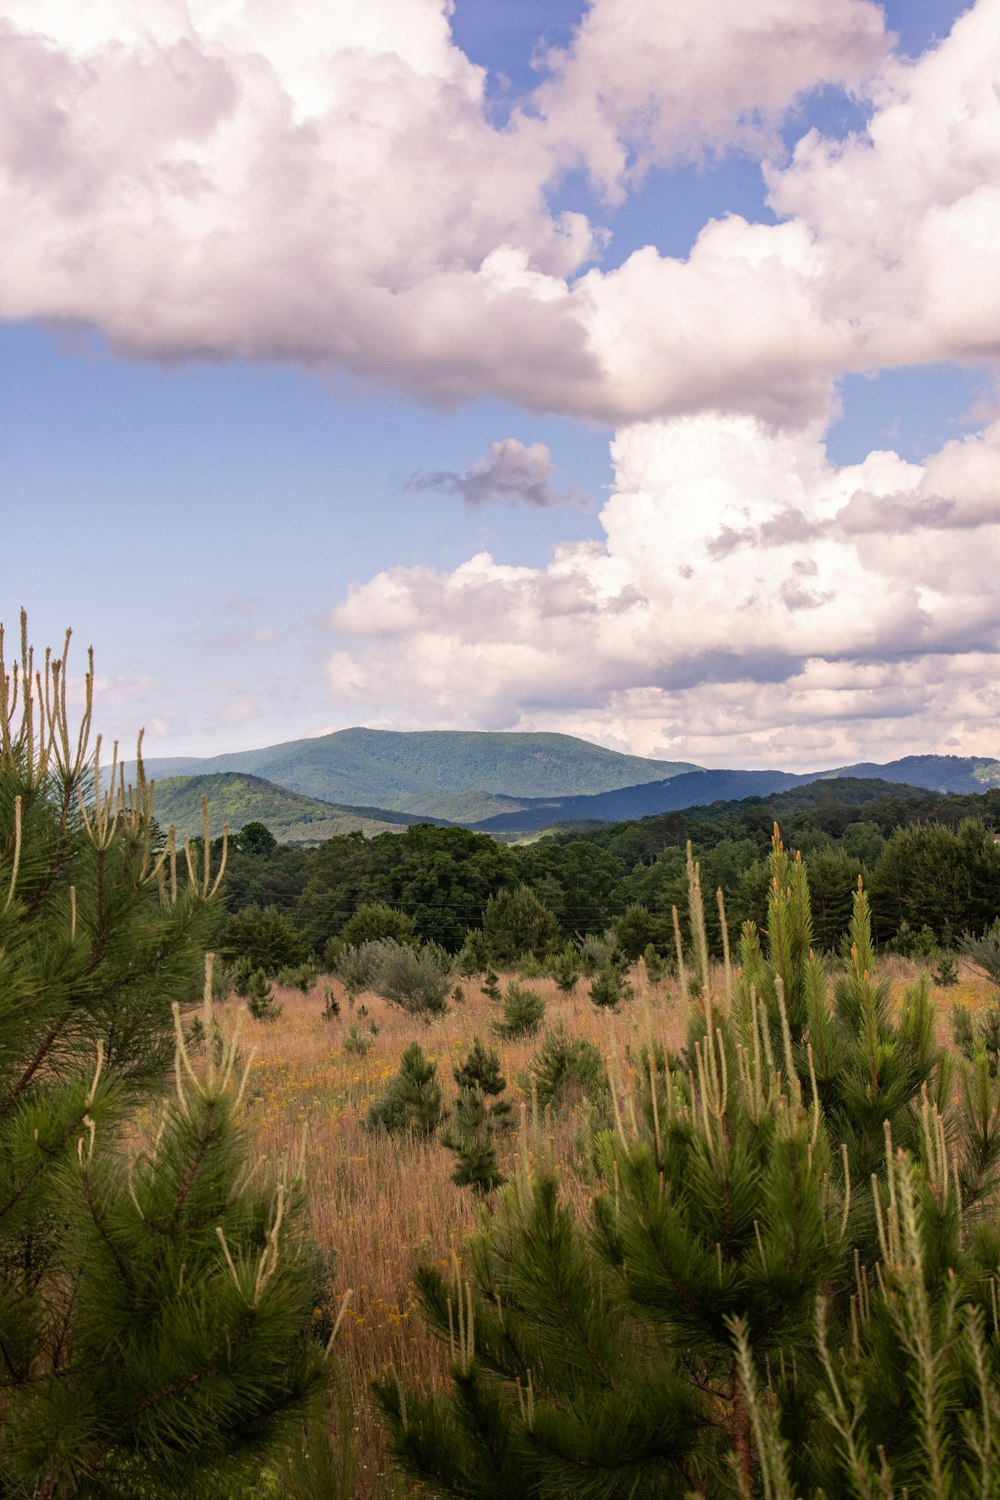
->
[228,957,998,1497]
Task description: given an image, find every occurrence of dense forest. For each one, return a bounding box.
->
[209,777,1000,974]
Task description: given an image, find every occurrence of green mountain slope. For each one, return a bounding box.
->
[150,773,437,842]
[468,755,1000,834]
[138,729,699,813]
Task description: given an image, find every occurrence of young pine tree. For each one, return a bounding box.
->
[367,1043,443,1137]
[0,619,328,1498]
[441,1040,513,1194]
[376,825,1000,1499]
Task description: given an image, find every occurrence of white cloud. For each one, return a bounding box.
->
[532,0,888,197]
[326,412,1000,767]
[407,438,586,508]
[4,0,994,427]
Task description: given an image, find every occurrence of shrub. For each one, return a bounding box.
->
[456,928,491,977]
[243,967,283,1022]
[961,916,1000,988]
[320,984,341,1021]
[548,943,581,993]
[333,940,386,1001]
[491,982,545,1040]
[441,1040,513,1195]
[519,1024,608,1111]
[589,964,632,1008]
[0,620,324,1493]
[377,827,1000,1499]
[642,941,666,985]
[343,1023,374,1056]
[275,960,319,992]
[370,939,453,1016]
[578,928,622,977]
[367,1044,443,1136]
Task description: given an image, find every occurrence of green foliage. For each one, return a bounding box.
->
[642,941,666,984]
[339,900,417,949]
[376,824,1000,1500]
[367,1044,443,1136]
[243,967,283,1022]
[0,623,325,1495]
[952,1002,1000,1073]
[613,901,669,960]
[589,964,632,1009]
[222,901,309,973]
[962,916,1000,988]
[274,960,319,992]
[481,968,501,1002]
[519,1024,608,1111]
[491,982,546,1040]
[441,1040,513,1195]
[457,927,491,976]
[370,938,453,1016]
[343,1023,374,1056]
[481,882,560,964]
[320,984,340,1020]
[931,952,960,986]
[548,942,582,993]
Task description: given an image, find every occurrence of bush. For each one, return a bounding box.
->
[548,943,581,993]
[333,939,387,1000]
[0,621,324,1493]
[243,968,282,1022]
[962,916,1000,988]
[367,1044,443,1136]
[343,1023,374,1056]
[370,939,453,1016]
[340,901,417,949]
[590,964,632,1008]
[519,1024,608,1111]
[441,1040,513,1194]
[578,928,622,977]
[456,927,491,976]
[491,982,545,1040]
[275,960,319,992]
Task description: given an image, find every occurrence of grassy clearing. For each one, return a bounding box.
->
[221,958,996,1497]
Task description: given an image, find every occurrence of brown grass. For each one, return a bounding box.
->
[221,956,997,1497]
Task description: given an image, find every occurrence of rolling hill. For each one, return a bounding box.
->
[136,729,700,816]
[149,773,440,842]
[465,755,1000,835]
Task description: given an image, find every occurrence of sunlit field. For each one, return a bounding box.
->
[210,956,998,1496]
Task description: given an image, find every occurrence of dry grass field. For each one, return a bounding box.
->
[221,957,998,1497]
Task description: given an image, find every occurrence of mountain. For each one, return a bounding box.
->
[149,773,441,842]
[137,729,699,815]
[466,755,1000,834]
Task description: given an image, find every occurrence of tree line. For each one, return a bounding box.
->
[212,780,1000,975]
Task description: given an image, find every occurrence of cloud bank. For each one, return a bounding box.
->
[7,0,997,428]
[328,412,1000,767]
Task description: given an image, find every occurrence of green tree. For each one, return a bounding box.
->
[376,827,1000,1498]
[367,1044,443,1136]
[481,883,560,965]
[0,620,327,1496]
[339,900,417,949]
[222,902,308,973]
[441,1041,513,1195]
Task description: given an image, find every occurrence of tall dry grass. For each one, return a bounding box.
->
[221,955,996,1497]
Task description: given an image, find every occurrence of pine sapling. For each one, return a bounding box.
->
[367,1043,443,1136]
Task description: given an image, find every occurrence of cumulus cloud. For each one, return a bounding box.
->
[3,0,995,426]
[407,438,586,509]
[326,412,1000,766]
[531,0,889,197]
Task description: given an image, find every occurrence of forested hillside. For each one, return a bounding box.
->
[211,778,1000,973]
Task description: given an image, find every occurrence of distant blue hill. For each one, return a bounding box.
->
[467,755,1000,833]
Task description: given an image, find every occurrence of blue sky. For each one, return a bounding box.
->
[1,0,997,771]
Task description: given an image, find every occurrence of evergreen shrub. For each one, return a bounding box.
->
[0,620,327,1495]
[376,828,1000,1499]
[491,982,545,1040]
[367,1044,443,1136]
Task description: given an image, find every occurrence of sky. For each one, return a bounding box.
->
[1,0,998,773]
